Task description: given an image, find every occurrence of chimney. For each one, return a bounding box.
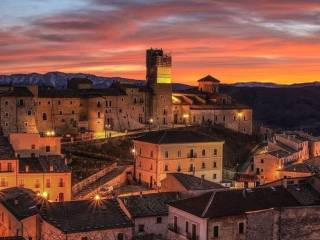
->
[25,165,29,172]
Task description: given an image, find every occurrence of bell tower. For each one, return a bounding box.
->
[146,48,172,126]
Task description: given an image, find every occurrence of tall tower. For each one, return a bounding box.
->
[146,48,172,126]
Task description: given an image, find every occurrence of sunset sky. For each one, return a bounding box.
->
[0,0,320,84]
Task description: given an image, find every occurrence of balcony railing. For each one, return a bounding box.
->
[168,224,180,234]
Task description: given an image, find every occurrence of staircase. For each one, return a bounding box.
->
[73,165,132,200]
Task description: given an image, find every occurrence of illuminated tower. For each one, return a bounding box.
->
[146,48,172,126]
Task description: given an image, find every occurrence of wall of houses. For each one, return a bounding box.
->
[0,159,18,190]
[253,153,281,184]
[0,202,23,237]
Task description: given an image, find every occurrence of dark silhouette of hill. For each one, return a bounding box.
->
[221,85,320,133]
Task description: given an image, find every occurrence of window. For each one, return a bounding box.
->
[164,165,168,171]
[202,162,206,169]
[213,226,219,238]
[117,233,124,240]
[138,224,145,232]
[97,101,101,107]
[97,112,101,118]
[261,159,264,164]
[35,179,40,188]
[59,178,64,187]
[213,161,217,168]
[72,110,75,114]
[189,164,194,172]
[202,149,206,156]
[70,101,73,105]
[156,217,162,223]
[27,110,32,116]
[213,174,217,179]
[174,216,178,231]
[185,221,189,233]
[7,163,12,172]
[0,178,6,187]
[150,151,153,158]
[239,222,244,234]
[45,146,50,152]
[177,150,181,158]
[46,179,51,188]
[58,100,61,105]
[81,237,88,240]
[19,99,24,106]
[47,101,50,105]
[5,112,8,117]
[213,149,217,156]
[165,151,169,158]
[5,101,8,105]
[42,113,47,121]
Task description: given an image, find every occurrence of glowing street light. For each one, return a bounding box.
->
[149,118,154,124]
[94,194,101,201]
[46,130,55,137]
[131,148,136,154]
[42,191,48,199]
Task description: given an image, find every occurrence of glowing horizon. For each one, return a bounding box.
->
[1,0,319,85]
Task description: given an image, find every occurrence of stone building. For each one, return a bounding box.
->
[252,131,320,184]
[133,130,224,188]
[0,135,71,201]
[167,184,320,240]
[0,49,253,137]
[118,192,181,239]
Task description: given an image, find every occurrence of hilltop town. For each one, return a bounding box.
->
[1,49,320,240]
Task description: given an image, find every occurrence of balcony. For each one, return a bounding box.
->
[187,153,197,158]
[187,233,199,240]
[168,224,180,234]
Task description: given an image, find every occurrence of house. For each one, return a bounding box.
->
[161,173,225,196]
[119,192,181,239]
[166,186,320,240]
[133,130,224,188]
[40,199,133,240]
[0,188,40,239]
[0,135,71,201]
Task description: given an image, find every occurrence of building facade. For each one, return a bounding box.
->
[133,130,224,188]
[0,49,253,137]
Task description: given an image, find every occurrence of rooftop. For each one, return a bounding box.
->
[0,188,40,220]
[168,186,301,218]
[269,149,291,158]
[134,130,221,144]
[40,199,132,233]
[0,136,15,160]
[169,173,225,191]
[197,75,220,83]
[120,192,181,218]
[19,155,70,173]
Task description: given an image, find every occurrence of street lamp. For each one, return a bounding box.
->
[94,193,101,201]
[105,124,111,140]
[237,112,243,132]
[148,118,153,131]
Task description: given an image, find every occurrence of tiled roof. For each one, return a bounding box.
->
[134,130,221,144]
[169,173,224,190]
[286,182,320,206]
[168,186,301,218]
[120,192,181,218]
[19,155,70,173]
[0,137,15,160]
[40,199,132,233]
[197,75,220,83]
[79,88,126,97]
[0,188,40,220]
[0,87,33,97]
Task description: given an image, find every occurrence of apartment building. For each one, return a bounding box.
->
[133,130,224,188]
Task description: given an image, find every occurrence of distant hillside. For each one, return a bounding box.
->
[221,85,320,134]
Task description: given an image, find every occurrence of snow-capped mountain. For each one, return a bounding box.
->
[0,72,143,89]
